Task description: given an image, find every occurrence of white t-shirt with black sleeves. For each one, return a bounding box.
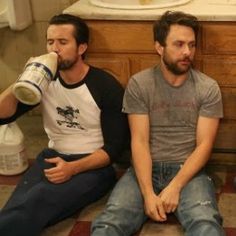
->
[1,66,128,162]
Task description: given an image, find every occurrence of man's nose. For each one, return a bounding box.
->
[183,44,192,56]
[50,43,59,53]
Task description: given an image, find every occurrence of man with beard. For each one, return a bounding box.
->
[91,11,225,236]
[0,14,128,236]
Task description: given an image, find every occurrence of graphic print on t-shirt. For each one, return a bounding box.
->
[56,105,85,130]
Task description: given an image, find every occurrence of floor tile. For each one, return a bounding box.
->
[0,155,235,236]
[140,221,184,236]
[0,185,15,208]
[218,193,236,228]
[77,194,110,221]
[69,221,91,236]
[42,218,76,236]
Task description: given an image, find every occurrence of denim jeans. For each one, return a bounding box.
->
[0,148,116,236]
[91,162,225,236]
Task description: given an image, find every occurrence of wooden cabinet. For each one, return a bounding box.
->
[85,20,159,87]
[86,57,130,87]
[201,23,236,164]
[86,20,236,165]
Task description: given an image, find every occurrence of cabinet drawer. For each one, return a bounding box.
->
[87,20,156,53]
[202,23,236,54]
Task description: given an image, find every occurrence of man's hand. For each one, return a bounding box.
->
[44,157,75,184]
[158,183,181,213]
[144,193,167,222]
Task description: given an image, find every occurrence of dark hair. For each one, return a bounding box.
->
[153,11,199,46]
[49,13,89,45]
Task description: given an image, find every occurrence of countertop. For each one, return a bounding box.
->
[63,0,236,21]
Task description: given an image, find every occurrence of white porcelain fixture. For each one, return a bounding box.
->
[89,0,192,10]
[0,0,32,30]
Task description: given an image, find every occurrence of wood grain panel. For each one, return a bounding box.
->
[214,121,236,150]
[86,56,130,87]
[202,56,236,87]
[202,23,236,54]
[221,88,236,120]
[87,20,156,53]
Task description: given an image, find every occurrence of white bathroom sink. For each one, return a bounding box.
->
[89,0,192,10]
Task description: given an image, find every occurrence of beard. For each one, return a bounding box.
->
[58,55,78,70]
[163,53,193,75]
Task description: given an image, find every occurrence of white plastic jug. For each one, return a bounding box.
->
[12,52,58,105]
[0,122,28,175]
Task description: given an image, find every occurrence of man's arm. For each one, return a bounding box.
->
[159,116,220,213]
[0,85,18,118]
[0,85,38,124]
[44,149,110,183]
[128,113,167,222]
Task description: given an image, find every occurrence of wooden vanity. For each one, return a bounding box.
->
[64,1,236,165]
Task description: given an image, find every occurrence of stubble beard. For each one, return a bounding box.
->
[163,54,193,76]
[58,55,79,71]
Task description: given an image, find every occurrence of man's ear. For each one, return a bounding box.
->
[78,43,88,56]
[155,41,163,56]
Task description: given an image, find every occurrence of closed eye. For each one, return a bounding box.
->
[174,41,184,48]
[58,39,68,45]
[47,39,54,46]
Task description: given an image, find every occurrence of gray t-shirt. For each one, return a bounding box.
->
[123,66,223,162]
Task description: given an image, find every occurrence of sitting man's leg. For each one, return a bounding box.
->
[176,170,225,236]
[0,148,116,236]
[91,167,147,236]
[0,148,54,236]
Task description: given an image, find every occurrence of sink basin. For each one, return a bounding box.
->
[89,0,192,10]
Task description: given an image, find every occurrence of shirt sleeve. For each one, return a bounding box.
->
[122,76,149,114]
[0,102,38,125]
[86,67,130,163]
[100,79,130,163]
[199,81,223,118]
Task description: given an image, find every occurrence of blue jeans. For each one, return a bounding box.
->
[91,163,225,236]
[0,148,116,236]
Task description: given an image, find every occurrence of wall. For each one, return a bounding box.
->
[0,0,77,91]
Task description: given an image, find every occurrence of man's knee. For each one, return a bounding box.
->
[180,204,224,236]
[92,203,145,236]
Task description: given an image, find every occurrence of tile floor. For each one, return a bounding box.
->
[0,115,235,236]
[0,164,235,236]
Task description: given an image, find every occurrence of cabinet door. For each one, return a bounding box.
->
[86,57,130,87]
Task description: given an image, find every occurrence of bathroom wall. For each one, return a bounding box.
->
[0,0,78,91]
